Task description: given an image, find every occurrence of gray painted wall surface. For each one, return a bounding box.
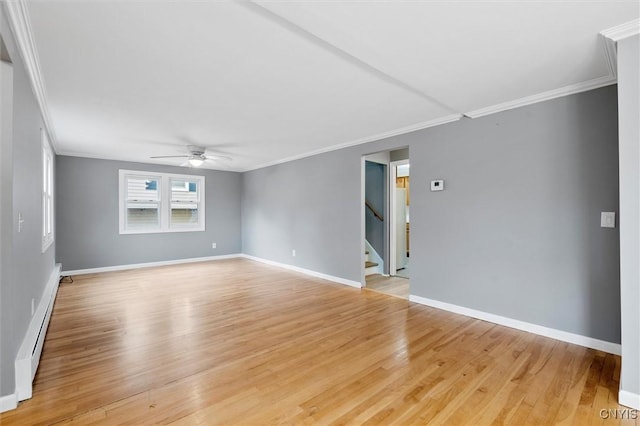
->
[0,6,57,397]
[56,156,242,271]
[243,85,621,343]
[365,161,385,257]
[390,148,409,162]
[0,33,13,399]
[617,34,640,398]
[241,151,360,280]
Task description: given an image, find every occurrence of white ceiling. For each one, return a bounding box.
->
[23,1,639,172]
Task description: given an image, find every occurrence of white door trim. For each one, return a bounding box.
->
[360,155,367,287]
[389,159,409,276]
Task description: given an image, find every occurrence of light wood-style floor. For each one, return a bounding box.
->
[1,258,634,425]
[365,274,410,299]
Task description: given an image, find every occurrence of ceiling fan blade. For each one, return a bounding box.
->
[150,155,190,159]
[204,154,232,161]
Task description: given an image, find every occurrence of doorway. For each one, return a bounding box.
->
[361,149,410,299]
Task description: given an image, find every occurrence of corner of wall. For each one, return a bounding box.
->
[0,391,18,413]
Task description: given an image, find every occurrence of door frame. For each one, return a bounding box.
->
[360,156,366,287]
[389,159,409,276]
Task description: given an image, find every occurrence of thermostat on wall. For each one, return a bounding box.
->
[431,179,444,191]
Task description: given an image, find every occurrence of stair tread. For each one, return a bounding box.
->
[365,261,378,268]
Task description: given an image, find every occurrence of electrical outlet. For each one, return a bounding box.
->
[292,249,296,257]
[31,298,35,315]
[18,212,24,233]
[212,242,217,249]
[601,212,616,228]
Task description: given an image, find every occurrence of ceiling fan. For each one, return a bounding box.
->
[150,145,231,167]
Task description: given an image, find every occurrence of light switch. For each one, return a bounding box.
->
[601,212,616,228]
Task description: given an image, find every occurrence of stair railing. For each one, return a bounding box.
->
[365,200,383,221]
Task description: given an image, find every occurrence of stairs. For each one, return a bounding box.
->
[365,251,379,276]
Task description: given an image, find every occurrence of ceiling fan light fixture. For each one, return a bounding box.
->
[188,156,204,167]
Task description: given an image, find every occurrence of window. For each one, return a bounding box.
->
[42,129,54,251]
[119,170,205,234]
[170,178,200,227]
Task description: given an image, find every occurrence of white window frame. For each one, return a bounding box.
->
[118,169,205,234]
[41,129,54,252]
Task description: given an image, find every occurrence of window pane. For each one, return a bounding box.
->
[127,177,159,201]
[41,135,54,248]
[46,197,52,233]
[43,150,47,191]
[126,206,159,229]
[46,155,53,195]
[171,207,199,225]
[171,179,197,201]
[171,180,189,191]
[170,179,199,227]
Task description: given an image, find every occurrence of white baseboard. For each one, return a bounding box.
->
[0,392,17,413]
[409,294,621,355]
[15,263,62,401]
[60,254,242,276]
[619,390,640,410]
[60,256,621,356]
[241,254,362,288]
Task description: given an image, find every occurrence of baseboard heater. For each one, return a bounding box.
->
[15,264,62,401]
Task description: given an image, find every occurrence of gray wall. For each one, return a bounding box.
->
[390,147,409,162]
[55,156,242,271]
[0,32,13,400]
[0,6,57,398]
[617,34,640,400]
[243,85,621,343]
[365,161,385,257]
[241,151,360,279]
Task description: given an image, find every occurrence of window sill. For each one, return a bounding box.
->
[119,227,205,235]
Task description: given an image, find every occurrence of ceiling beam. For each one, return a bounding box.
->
[239,0,460,115]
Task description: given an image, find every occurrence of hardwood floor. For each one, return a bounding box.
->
[0,258,634,425]
[365,274,409,299]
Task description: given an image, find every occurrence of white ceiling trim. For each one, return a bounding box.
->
[465,75,616,119]
[601,18,640,42]
[246,113,462,172]
[600,34,619,79]
[600,19,640,77]
[53,149,143,166]
[466,20,637,119]
[54,149,240,172]
[3,0,57,151]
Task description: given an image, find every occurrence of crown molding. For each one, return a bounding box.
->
[465,75,616,119]
[600,34,618,79]
[245,113,462,172]
[4,0,57,152]
[600,19,640,78]
[55,150,242,172]
[466,20,637,119]
[601,18,640,42]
